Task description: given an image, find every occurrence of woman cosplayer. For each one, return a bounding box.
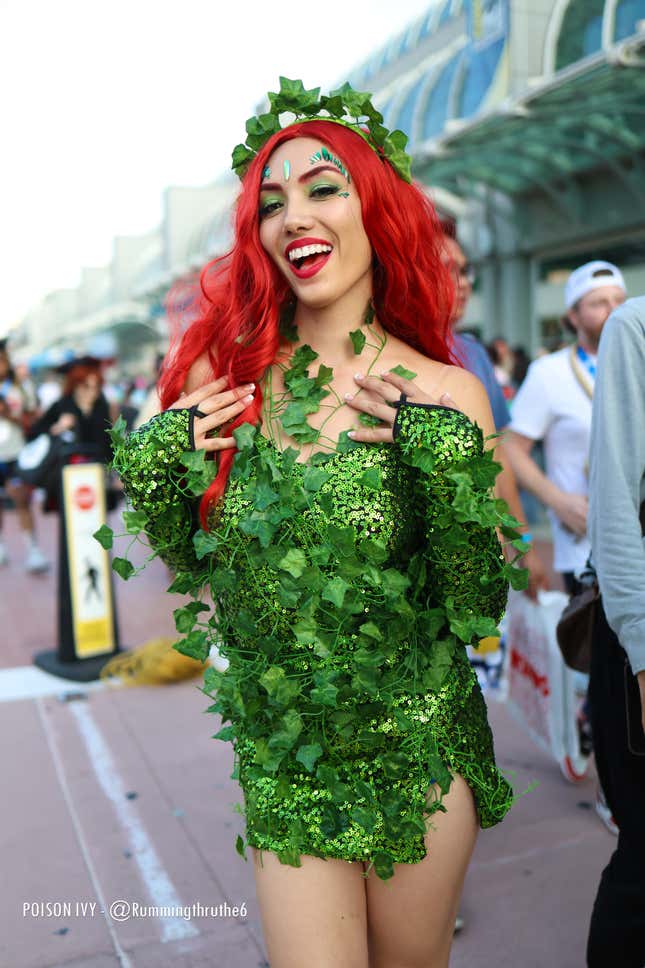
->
[112,80,524,967]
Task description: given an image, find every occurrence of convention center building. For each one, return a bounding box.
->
[15,0,645,367]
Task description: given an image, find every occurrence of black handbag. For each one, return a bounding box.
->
[557,501,645,674]
[556,579,599,674]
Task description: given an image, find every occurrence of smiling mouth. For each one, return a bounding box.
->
[287,242,333,276]
[287,242,333,269]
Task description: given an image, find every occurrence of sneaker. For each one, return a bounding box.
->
[0,543,8,567]
[24,545,50,574]
[595,787,619,836]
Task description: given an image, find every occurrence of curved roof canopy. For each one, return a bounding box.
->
[412,35,645,202]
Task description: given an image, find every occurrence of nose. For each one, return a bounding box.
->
[283,197,315,235]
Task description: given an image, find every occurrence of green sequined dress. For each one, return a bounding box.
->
[112,401,515,880]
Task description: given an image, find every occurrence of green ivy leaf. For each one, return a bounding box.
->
[254,739,285,774]
[174,601,209,634]
[315,364,334,387]
[389,364,417,381]
[358,538,388,564]
[233,422,257,451]
[310,680,339,707]
[253,481,280,511]
[320,803,349,837]
[349,329,366,354]
[373,852,394,880]
[358,621,382,641]
[193,530,220,560]
[277,548,307,578]
[321,576,350,608]
[112,557,134,580]
[259,666,300,706]
[93,524,113,550]
[359,466,382,490]
[336,429,361,453]
[235,834,247,860]
[108,413,128,449]
[302,466,330,492]
[508,564,529,591]
[295,742,323,772]
[122,509,148,534]
[174,629,209,662]
[166,572,195,594]
[351,805,377,832]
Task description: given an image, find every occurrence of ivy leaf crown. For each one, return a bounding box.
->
[231,76,413,184]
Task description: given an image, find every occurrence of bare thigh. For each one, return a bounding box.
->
[365,774,479,968]
[252,848,369,968]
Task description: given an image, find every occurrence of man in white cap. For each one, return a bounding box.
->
[505,260,626,807]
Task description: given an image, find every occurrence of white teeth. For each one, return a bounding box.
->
[288,243,332,262]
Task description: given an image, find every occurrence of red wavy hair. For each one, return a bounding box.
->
[159,120,456,528]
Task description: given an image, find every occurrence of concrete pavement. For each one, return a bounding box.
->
[0,509,613,967]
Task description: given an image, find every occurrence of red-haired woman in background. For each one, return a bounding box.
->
[30,357,112,465]
[114,81,521,967]
[29,357,114,510]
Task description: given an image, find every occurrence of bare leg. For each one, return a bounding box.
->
[5,480,34,532]
[252,849,369,968]
[366,774,478,968]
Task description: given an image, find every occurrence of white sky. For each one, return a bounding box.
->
[0,0,436,335]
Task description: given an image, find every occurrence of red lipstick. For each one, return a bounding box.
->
[284,237,334,280]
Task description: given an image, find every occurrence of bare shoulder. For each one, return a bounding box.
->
[383,337,494,438]
[183,351,216,395]
[437,365,495,438]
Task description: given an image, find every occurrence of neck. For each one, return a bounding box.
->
[292,284,380,365]
[577,336,597,356]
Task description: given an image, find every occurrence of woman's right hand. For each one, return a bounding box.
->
[170,377,255,452]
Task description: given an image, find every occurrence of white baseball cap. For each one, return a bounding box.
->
[565,260,626,310]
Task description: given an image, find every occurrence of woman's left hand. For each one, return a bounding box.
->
[344,370,457,444]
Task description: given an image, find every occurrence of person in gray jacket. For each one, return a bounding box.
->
[587,296,645,967]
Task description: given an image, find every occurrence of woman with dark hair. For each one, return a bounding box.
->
[112,80,522,967]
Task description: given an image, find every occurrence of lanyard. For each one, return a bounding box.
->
[576,345,597,380]
[569,345,595,400]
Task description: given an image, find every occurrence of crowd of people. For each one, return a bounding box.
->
[2,76,643,968]
[0,344,158,569]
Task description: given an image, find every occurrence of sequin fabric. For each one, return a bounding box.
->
[114,403,514,876]
[111,408,200,574]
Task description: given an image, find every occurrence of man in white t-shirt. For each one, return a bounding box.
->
[506,261,626,814]
[506,260,626,580]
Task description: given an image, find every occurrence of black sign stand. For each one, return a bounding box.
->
[34,447,121,682]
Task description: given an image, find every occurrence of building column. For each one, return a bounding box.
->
[497,254,537,353]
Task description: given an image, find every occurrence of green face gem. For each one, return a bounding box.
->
[262,166,271,179]
[338,191,349,198]
[283,159,291,181]
[310,146,351,183]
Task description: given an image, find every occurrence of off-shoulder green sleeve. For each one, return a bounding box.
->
[393,401,510,630]
[111,408,203,574]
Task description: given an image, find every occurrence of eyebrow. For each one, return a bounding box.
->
[259,164,347,193]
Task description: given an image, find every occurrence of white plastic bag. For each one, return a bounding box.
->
[506,589,591,782]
